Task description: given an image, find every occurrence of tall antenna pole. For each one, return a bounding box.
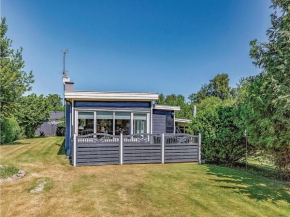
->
[61,49,69,106]
[62,49,69,76]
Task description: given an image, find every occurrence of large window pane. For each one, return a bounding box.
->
[97,112,113,134]
[133,114,147,134]
[115,112,130,135]
[78,112,94,135]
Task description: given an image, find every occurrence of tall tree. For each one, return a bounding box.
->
[239,0,290,180]
[46,94,64,112]
[208,73,230,100]
[189,73,232,103]
[157,94,192,119]
[15,94,50,138]
[0,18,34,118]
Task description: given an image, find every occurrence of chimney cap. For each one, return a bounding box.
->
[65,81,74,84]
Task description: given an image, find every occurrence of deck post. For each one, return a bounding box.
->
[120,132,123,165]
[73,133,77,167]
[161,133,165,164]
[198,133,201,164]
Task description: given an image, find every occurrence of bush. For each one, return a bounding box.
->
[190,97,253,165]
[56,115,65,136]
[56,126,65,136]
[0,117,21,144]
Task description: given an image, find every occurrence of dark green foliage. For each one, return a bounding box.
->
[15,94,51,138]
[56,116,65,136]
[157,94,192,119]
[0,116,20,144]
[0,18,34,119]
[56,127,65,136]
[46,94,64,112]
[238,0,290,180]
[190,97,251,165]
[188,74,235,103]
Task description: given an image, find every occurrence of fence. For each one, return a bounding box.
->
[73,133,201,166]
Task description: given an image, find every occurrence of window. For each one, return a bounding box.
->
[97,112,113,134]
[78,112,94,135]
[133,114,147,134]
[115,112,130,135]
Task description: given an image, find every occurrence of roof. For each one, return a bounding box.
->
[153,104,180,111]
[50,111,64,120]
[175,118,192,124]
[65,91,159,101]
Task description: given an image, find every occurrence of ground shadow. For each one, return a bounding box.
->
[205,164,290,205]
[1,141,30,146]
[57,140,66,155]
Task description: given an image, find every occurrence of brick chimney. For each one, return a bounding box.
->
[64,81,74,91]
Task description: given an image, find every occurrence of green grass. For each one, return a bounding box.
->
[1,137,290,217]
[27,177,54,193]
[0,164,19,179]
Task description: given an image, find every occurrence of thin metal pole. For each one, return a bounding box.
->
[246,132,248,171]
[120,132,123,165]
[161,133,165,164]
[198,133,201,164]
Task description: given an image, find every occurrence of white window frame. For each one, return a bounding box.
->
[74,109,151,136]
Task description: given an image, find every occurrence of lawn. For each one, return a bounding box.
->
[0,137,289,217]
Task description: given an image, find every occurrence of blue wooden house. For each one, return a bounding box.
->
[64,81,200,166]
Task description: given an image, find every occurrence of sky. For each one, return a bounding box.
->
[2,0,272,99]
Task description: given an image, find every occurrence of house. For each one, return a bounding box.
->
[35,111,64,136]
[64,80,200,166]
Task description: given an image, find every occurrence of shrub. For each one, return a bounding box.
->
[0,164,19,178]
[0,117,21,144]
[190,97,253,165]
[56,127,65,136]
[56,115,65,136]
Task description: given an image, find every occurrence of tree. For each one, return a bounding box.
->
[239,0,290,180]
[0,18,34,118]
[190,97,251,165]
[157,93,165,105]
[189,74,233,103]
[46,94,64,111]
[208,73,231,100]
[188,84,209,103]
[157,94,192,119]
[15,94,50,138]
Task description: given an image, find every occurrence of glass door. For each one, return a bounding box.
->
[133,114,147,134]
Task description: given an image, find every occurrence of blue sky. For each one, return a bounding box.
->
[2,0,272,99]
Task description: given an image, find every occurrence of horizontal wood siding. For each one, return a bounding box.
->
[152,114,166,134]
[77,144,120,166]
[76,134,120,166]
[123,143,162,164]
[74,133,200,166]
[164,144,198,163]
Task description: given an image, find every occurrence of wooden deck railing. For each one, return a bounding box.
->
[73,133,201,166]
